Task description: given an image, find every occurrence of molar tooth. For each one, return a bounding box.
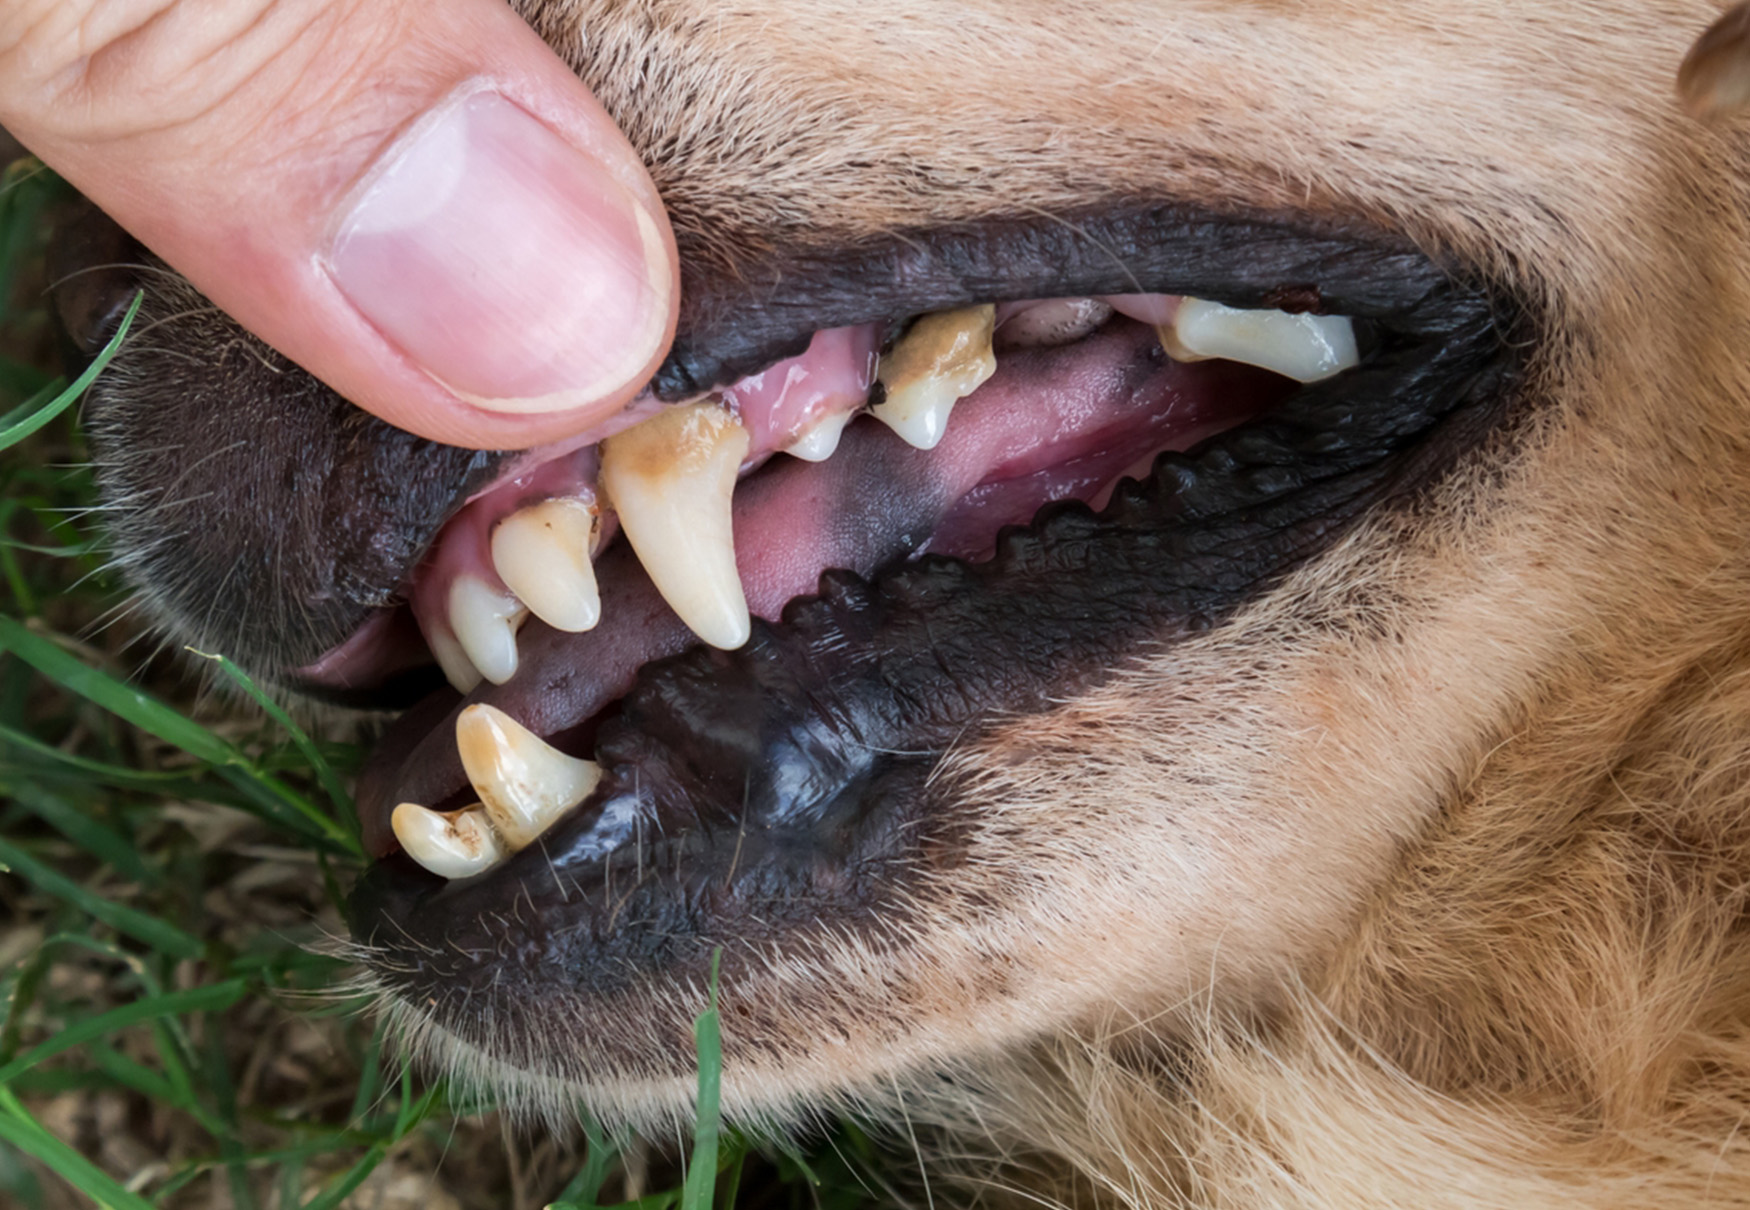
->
[1160,298,1358,383]
[490,498,602,633]
[449,575,526,685]
[872,304,996,451]
[598,401,752,650]
[457,703,601,849]
[784,408,856,462]
[391,802,505,880]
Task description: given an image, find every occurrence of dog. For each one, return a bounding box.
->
[53,1,1750,1204]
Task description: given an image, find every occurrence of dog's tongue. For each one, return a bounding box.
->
[357,321,1280,853]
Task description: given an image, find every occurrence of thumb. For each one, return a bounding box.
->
[0,0,678,449]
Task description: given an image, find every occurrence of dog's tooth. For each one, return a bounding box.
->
[872,305,997,451]
[490,498,602,634]
[428,628,484,694]
[456,703,601,849]
[1160,299,1358,383]
[391,802,505,879]
[785,408,856,462]
[598,401,752,650]
[449,575,527,685]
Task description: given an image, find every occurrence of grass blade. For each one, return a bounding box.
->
[681,951,725,1210]
[0,1089,155,1210]
[196,651,357,832]
[0,981,246,1086]
[0,291,140,453]
[0,835,203,959]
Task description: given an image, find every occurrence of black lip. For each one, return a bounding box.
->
[58,200,1465,693]
[352,213,1527,1042]
[655,203,1451,398]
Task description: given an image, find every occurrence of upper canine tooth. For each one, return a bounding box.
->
[490,498,602,633]
[785,408,856,462]
[392,802,505,879]
[1159,298,1359,383]
[456,703,601,849]
[598,401,752,650]
[448,575,527,685]
[872,305,997,450]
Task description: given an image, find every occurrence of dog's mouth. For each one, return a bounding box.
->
[340,202,1521,996]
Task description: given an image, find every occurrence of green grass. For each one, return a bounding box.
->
[0,156,883,1210]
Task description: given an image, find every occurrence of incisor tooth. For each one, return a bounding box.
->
[598,401,752,650]
[490,498,602,633]
[429,628,483,694]
[392,802,505,879]
[457,703,601,849]
[872,305,996,450]
[449,575,526,685]
[1159,298,1358,383]
[785,408,855,462]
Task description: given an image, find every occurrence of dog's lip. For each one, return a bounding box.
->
[353,227,1523,1024]
[353,206,1523,886]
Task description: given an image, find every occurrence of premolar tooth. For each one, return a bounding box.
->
[1160,298,1358,383]
[490,498,602,633]
[457,703,601,849]
[449,575,526,685]
[785,408,856,462]
[598,401,752,650]
[391,802,505,879]
[871,304,997,451]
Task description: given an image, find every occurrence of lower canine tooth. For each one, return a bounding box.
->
[457,703,601,849]
[449,575,526,686]
[872,304,997,450]
[491,498,602,633]
[392,802,505,879]
[598,401,752,650]
[1160,298,1359,383]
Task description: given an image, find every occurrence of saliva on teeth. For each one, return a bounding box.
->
[426,297,1358,696]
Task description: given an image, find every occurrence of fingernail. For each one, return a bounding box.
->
[325,88,671,415]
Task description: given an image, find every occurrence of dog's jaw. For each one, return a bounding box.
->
[63,0,1750,1161]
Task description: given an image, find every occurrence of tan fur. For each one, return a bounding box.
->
[501,3,1750,1201]
[119,0,1750,1202]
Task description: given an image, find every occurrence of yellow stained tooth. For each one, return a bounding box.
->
[456,703,601,849]
[491,497,602,633]
[598,401,752,650]
[785,407,855,462]
[391,802,504,879]
[1159,298,1359,383]
[872,304,996,451]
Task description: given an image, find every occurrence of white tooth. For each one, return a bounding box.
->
[457,703,601,849]
[449,575,526,686]
[598,401,752,650]
[872,304,997,451]
[491,498,602,634]
[784,408,856,462]
[1160,298,1359,383]
[428,628,483,695]
[391,802,505,879]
